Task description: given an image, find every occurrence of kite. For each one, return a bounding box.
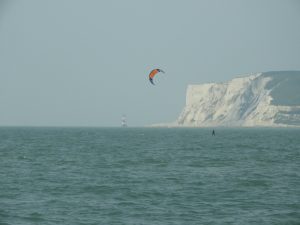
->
[148,69,165,85]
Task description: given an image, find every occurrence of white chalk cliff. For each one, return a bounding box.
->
[176,71,300,127]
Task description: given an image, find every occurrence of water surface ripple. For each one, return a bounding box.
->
[0,127,299,224]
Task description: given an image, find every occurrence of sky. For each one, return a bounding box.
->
[0,0,300,127]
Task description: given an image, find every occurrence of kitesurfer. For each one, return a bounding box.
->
[212,129,215,136]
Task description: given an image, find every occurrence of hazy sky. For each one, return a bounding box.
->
[0,0,300,126]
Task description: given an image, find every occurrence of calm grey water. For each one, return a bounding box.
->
[0,127,299,225]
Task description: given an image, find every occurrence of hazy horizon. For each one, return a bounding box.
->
[1,0,300,126]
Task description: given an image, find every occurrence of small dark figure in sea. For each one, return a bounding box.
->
[212,129,215,136]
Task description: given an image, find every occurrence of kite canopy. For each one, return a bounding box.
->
[148,69,165,85]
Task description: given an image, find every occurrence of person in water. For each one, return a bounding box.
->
[212,129,215,136]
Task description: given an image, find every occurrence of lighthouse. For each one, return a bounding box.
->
[121,114,127,127]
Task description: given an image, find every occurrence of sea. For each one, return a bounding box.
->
[0,127,299,225]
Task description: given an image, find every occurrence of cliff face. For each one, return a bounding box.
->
[176,71,300,127]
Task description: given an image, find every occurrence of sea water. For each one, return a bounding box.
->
[0,127,299,225]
